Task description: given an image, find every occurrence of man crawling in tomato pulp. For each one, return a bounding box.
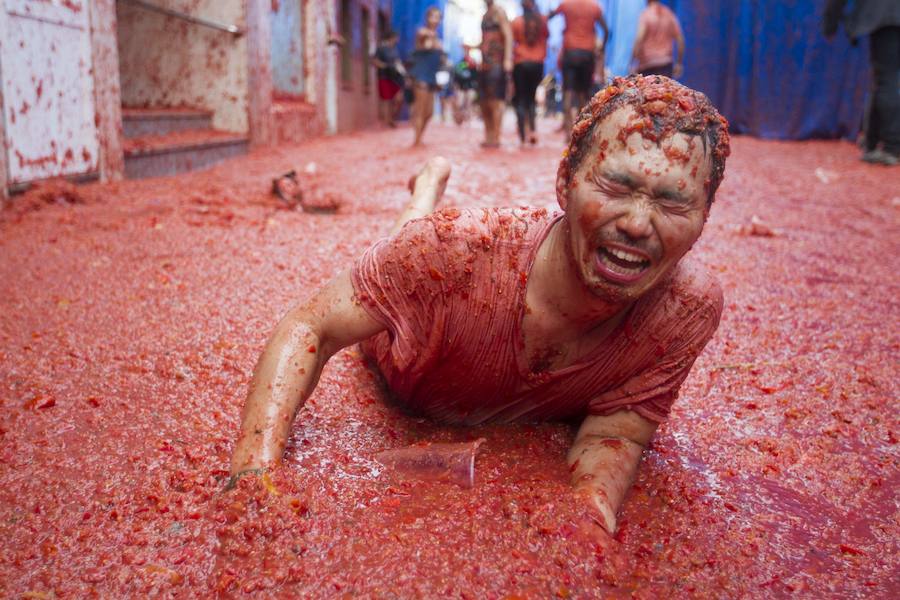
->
[230,74,730,537]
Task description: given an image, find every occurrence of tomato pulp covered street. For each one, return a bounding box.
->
[0,122,897,597]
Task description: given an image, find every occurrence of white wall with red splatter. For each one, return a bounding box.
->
[0,0,101,186]
[116,0,249,134]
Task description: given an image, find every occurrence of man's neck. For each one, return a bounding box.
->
[530,217,629,333]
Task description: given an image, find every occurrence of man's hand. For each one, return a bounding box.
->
[567,410,658,534]
[673,62,684,79]
[224,467,266,491]
[573,484,617,534]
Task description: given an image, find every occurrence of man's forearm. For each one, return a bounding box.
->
[230,317,326,475]
[567,435,645,532]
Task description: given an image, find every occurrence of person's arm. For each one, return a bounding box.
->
[597,9,609,49]
[498,8,514,73]
[415,27,431,50]
[567,410,658,533]
[230,271,385,477]
[673,18,685,78]
[630,17,647,71]
[595,43,606,84]
[823,0,846,39]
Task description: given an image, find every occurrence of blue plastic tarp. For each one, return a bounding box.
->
[561,0,870,140]
[394,0,870,140]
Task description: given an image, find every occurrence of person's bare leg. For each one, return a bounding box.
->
[480,97,491,145]
[392,157,452,234]
[391,95,402,126]
[562,90,574,136]
[412,87,426,146]
[493,100,505,145]
[413,87,435,147]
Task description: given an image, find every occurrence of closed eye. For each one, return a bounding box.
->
[658,191,687,204]
[589,171,631,196]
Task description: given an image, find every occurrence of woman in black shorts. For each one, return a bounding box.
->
[479,0,513,148]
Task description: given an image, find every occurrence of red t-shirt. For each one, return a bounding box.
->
[351,208,723,426]
[635,3,683,70]
[512,14,550,64]
[557,0,603,51]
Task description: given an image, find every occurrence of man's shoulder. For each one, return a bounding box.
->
[659,4,680,23]
[427,206,557,244]
[650,257,724,321]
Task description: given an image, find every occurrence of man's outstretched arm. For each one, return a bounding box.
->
[597,11,609,49]
[230,270,385,476]
[568,410,658,533]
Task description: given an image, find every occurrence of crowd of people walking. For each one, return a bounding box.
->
[373,1,686,149]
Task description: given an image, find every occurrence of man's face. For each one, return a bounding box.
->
[561,105,712,305]
[427,10,441,28]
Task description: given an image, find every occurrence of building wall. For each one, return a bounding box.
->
[116,0,249,134]
[335,0,379,133]
[299,0,379,136]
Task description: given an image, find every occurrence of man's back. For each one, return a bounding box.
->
[635,3,681,70]
[558,0,602,51]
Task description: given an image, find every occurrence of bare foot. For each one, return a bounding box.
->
[409,156,452,201]
[393,158,453,233]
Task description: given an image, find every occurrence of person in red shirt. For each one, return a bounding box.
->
[631,0,685,79]
[511,0,550,145]
[230,75,730,538]
[550,0,609,136]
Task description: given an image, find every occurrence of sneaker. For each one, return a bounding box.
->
[861,149,899,166]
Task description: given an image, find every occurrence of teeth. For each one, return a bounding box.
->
[604,248,646,263]
[608,247,645,264]
[599,252,645,274]
[597,246,649,277]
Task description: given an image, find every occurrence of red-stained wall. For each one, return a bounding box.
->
[301,0,380,137]
[334,0,379,133]
[0,0,387,195]
[116,1,250,134]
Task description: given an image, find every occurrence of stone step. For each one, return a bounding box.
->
[123,129,249,179]
[271,99,324,144]
[121,107,214,139]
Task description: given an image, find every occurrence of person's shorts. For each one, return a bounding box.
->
[561,49,595,94]
[378,78,402,100]
[479,65,507,101]
[639,63,674,78]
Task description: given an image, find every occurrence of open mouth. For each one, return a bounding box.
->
[595,245,651,284]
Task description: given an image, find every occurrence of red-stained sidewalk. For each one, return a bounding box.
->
[1,120,897,597]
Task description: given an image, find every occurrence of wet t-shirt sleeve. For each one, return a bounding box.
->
[588,275,724,423]
[350,215,455,374]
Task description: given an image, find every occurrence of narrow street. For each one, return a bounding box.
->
[1,119,897,597]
